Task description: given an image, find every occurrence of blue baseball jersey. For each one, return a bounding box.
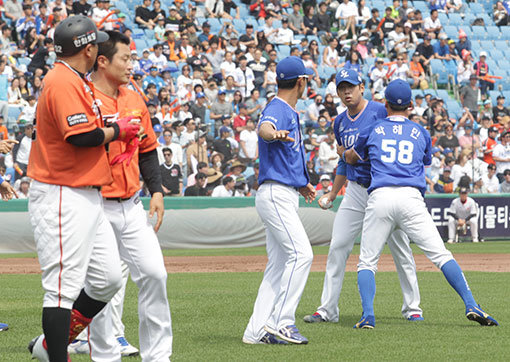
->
[354,116,432,195]
[257,97,309,188]
[333,101,387,186]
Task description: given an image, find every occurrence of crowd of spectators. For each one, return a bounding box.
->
[0,0,510,198]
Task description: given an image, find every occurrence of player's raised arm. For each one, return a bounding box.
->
[258,122,295,142]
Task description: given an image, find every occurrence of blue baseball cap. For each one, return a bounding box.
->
[219,126,231,134]
[196,92,205,98]
[276,56,314,81]
[218,89,226,95]
[431,147,441,154]
[335,68,362,87]
[153,124,163,132]
[443,148,453,155]
[385,79,412,106]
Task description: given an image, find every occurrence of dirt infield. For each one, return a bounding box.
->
[0,253,508,274]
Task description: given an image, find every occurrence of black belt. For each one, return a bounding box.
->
[84,186,102,191]
[105,197,131,202]
[355,181,370,189]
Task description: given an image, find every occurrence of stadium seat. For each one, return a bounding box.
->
[430,59,448,85]
[500,26,510,40]
[448,13,463,26]
[444,25,458,40]
[134,38,147,50]
[469,3,484,15]
[489,90,502,105]
[485,59,498,70]
[436,89,450,100]
[7,107,21,129]
[411,89,423,99]
[491,50,505,60]
[471,26,486,41]
[479,40,494,52]
[438,13,449,26]
[503,91,510,106]
[494,40,508,49]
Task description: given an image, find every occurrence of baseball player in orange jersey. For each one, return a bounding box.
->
[83,30,172,361]
[27,16,142,362]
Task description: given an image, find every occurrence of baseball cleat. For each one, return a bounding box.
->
[303,312,326,323]
[353,315,375,329]
[407,314,424,321]
[466,305,499,326]
[68,339,90,354]
[0,323,8,331]
[265,325,308,344]
[117,336,139,357]
[447,239,454,244]
[242,332,289,345]
[28,335,49,362]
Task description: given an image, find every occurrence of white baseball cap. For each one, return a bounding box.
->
[480,51,487,57]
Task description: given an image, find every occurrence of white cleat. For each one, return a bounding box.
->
[68,339,90,354]
[28,335,49,362]
[117,336,139,357]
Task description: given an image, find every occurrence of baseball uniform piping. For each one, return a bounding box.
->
[270,184,298,327]
[58,186,63,307]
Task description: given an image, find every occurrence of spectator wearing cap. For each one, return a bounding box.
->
[493,95,509,124]
[493,131,510,182]
[91,0,112,31]
[455,29,471,56]
[436,123,460,158]
[500,169,510,193]
[318,127,339,177]
[190,92,207,122]
[433,166,454,193]
[210,89,234,126]
[187,162,209,187]
[460,75,479,120]
[424,9,442,39]
[211,176,235,197]
[238,119,258,165]
[139,49,153,74]
[198,22,213,44]
[184,172,209,196]
[412,94,425,116]
[457,49,473,85]
[458,124,481,150]
[144,83,160,107]
[316,174,332,197]
[370,59,387,95]
[433,33,450,61]
[288,2,305,35]
[160,147,183,196]
[430,146,442,180]
[162,31,184,63]
[482,126,499,166]
[232,56,255,98]
[415,35,435,70]
[481,164,499,193]
[474,51,492,96]
[135,0,156,29]
[213,126,234,161]
[233,103,250,141]
[409,52,427,89]
[187,130,208,174]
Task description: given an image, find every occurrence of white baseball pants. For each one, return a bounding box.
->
[29,181,123,310]
[358,187,454,273]
[317,181,422,321]
[448,217,479,241]
[89,195,172,362]
[243,182,313,343]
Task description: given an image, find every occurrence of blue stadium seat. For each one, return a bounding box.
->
[471,26,486,41]
[323,66,336,79]
[489,90,502,105]
[500,26,510,40]
[503,91,510,106]
[464,14,476,25]
[430,59,448,85]
[17,57,31,67]
[479,40,494,52]
[7,107,21,129]
[469,3,484,14]
[486,26,501,40]
[278,45,290,58]
[444,25,458,40]
[438,13,449,26]
[485,59,498,70]
[436,89,449,100]
[494,40,509,49]
[470,41,482,53]
[413,2,429,14]
[491,50,505,60]
[448,13,463,26]
[411,89,423,99]
[144,29,155,39]
[134,38,147,50]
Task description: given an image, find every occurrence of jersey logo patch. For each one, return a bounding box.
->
[66,113,88,127]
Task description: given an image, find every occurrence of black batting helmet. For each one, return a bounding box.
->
[54,15,109,56]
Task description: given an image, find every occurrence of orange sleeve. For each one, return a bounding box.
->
[49,79,99,140]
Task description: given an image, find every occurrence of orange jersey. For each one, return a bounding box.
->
[28,62,113,187]
[96,86,158,198]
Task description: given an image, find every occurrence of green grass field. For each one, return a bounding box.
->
[1,243,509,361]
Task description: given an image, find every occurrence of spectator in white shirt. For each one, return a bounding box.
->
[388,53,411,81]
[335,0,358,38]
[211,176,235,197]
[232,56,255,98]
[318,128,339,175]
[148,44,168,71]
[323,38,341,69]
[423,9,442,39]
[387,22,407,55]
[12,123,33,180]
[220,51,236,80]
[239,119,258,164]
[481,164,500,193]
[370,58,387,94]
[275,18,294,45]
[493,131,510,182]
